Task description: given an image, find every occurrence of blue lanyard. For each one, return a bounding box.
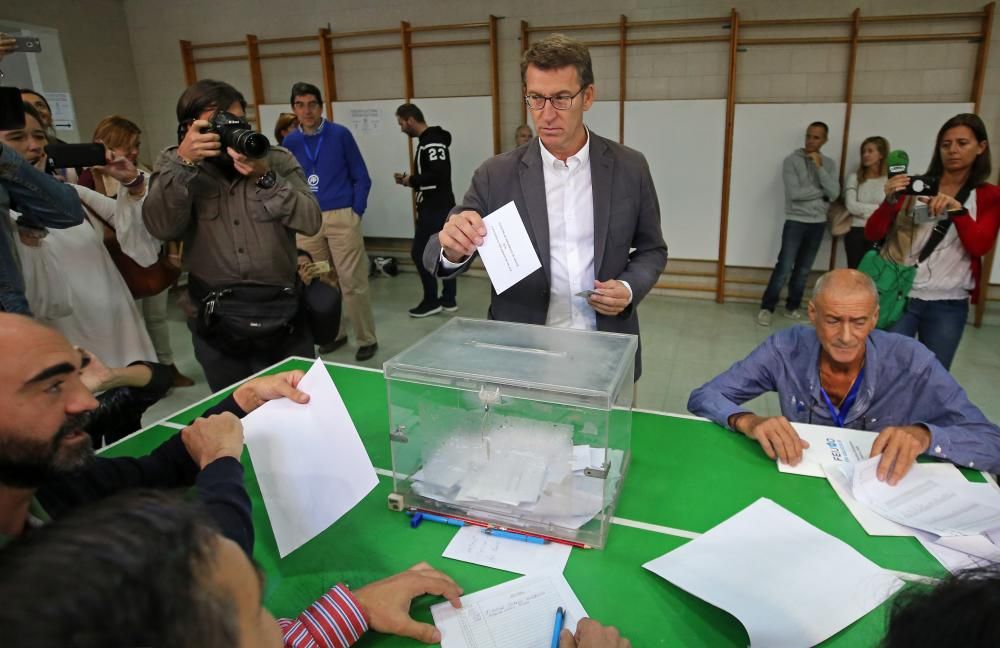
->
[302,133,325,174]
[819,366,865,428]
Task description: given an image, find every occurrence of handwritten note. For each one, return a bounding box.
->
[432,573,587,648]
[443,526,572,575]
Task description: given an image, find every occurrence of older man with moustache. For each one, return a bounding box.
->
[689,269,1000,485]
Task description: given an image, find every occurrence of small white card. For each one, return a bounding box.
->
[477,201,542,295]
[777,423,877,477]
[442,526,572,575]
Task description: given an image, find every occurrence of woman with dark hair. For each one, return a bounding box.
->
[844,135,889,268]
[865,113,999,370]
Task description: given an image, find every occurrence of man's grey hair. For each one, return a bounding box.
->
[812,270,878,306]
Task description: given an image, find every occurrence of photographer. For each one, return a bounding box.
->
[0,95,85,314]
[143,80,321,390]
[865,113,1000,370]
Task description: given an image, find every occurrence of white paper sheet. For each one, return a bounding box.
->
[432,572,587,648]
[442,526,572,575]
[777,423,877,477]
[643,498,903,648]
[823,461,967,537]
[851,456,1000,537]
[477,201,542,295]
[242,359,379,557]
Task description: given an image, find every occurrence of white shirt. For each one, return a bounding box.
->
[538,132,597,330]
[907,188,975,301]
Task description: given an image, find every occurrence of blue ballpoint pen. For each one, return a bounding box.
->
[485,528,547,544]
[550,607,565,648]
[419,512,466,527]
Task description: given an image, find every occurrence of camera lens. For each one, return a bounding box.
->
[220,126,271,159]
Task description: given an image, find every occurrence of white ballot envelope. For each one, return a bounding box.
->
[777,423,877,477]
[477,201,542,295]
[242,359,379,557]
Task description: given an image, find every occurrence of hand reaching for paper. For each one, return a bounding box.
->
[439,210,486,262]
[560,618,632,648]
[731,413,810,466]
[353,562,463,643]
[870,425,931,485]
[232,370,310,414]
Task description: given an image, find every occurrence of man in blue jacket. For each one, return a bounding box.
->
[284,82,378,361]
[690,269,1000,485]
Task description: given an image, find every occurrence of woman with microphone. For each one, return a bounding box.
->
[865,114,1000,370]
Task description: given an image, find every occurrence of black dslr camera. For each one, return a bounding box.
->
[179,110,271,159]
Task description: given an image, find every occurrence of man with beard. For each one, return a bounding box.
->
[0,313,311,554]
[688,269,1000,485]
[144,80,322,390]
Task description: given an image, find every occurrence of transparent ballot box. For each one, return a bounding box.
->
[383,318,636,548]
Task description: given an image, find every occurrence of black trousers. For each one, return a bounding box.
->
[844,226,874,269]
[412,201,456,305]
[188,318,315,392]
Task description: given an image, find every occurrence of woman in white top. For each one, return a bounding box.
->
[843,135,888,268]
[9,105,157,367]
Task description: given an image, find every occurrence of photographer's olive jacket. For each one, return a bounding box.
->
[143,146,321,289]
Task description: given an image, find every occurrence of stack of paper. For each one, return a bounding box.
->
[442,526,572,575]
[410,414,624,530]
[777,423,877,477]
[432,573,587,648]
[836,456,1000,572]
[643,498,903,648]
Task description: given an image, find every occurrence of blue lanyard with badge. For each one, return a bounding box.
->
[819,365,865,428]
[302,133,324,193]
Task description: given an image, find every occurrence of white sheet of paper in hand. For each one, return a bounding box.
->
[777,423,877,477]
[442,526,572,576]
[643,498,903,648]
[476,201,542,295]
[242,359,378,557]
[432,572,587,648]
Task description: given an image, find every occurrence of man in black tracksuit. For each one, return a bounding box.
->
[394,103,457,317]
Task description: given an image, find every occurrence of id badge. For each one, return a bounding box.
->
[307,174,320,192]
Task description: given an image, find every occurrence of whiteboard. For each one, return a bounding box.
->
[624,99,726,261]
[409,96,495,214]
[847,103,973,180]
[727,103,846,269]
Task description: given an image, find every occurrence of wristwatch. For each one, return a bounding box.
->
[255,170,277,189]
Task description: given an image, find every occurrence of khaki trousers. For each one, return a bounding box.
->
[297,207,377,346]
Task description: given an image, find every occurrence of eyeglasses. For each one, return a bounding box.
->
[292,101,321,110]
[524,86,587,111]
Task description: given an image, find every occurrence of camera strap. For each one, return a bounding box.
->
[916,179,973,264]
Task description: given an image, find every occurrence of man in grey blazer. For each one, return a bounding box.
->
[423,34,667,378]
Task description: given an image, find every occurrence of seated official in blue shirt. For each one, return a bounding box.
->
[688,269,1000,485]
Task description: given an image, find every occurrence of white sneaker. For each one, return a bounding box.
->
[783,309,802,320]
[756,309,772,326]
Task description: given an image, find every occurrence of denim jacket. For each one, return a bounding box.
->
[0,143,85,313]
[688,326,1000,473]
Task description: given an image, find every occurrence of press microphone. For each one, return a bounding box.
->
[886,149,909,204]
[887,149,909,177]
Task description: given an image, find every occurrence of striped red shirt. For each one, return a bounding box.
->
[278,584,369,648]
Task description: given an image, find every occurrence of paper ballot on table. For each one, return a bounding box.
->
[432,572,587,648]
[443,526,572,576]
[777,423,877,477]
[850,456,1000,537]
[643,498,903,648]
[823,461,968,537]
[476,201,542,295]
[242,359,378,557]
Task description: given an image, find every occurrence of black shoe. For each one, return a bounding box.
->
[356,343,378,361]
[440,300,458,313]
[318,337,348,355]
[408,302,442,318]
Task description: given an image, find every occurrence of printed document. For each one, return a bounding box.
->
[443,526,572,575]
[643,498,903,648]
[777,423,877,477]
[850,456,1000,537]
[477,201,542,295]
[432,572,587,648]
[242,359,379,557]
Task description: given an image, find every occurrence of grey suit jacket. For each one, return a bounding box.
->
[423,132,668,378]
